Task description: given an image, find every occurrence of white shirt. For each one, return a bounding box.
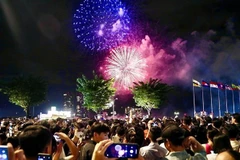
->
[140,142,167,160]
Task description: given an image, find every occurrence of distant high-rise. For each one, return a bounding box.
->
[63,92,74,113]
[76,92,86,118]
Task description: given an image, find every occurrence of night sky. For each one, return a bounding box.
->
[0,0,240,117]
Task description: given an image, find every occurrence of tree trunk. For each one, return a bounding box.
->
[26,106,30,118]
[147,108,152,118]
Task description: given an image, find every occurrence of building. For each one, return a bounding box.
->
[63,92,74,113]
[76,92,86,117]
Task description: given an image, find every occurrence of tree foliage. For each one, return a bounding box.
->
[0,75,47,117]
[131,78,172,114]
[76,71,116,113]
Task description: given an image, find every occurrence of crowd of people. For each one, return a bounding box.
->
[1,113,240,160]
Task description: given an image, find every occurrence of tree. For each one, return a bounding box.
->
[0,75,47,117]
[131,78,172,116]
[76,71,116,113]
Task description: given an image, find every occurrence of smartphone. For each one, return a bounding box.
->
[0,145,8,160]
[104,143,139,158]
[53,135,61,142]
[37,153,52,160]
[151,123,158,127]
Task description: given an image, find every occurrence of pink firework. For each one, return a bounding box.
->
[104,46,148,90]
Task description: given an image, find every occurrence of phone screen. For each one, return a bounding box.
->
[151,123,158,127]
[105,143,139,158]
[38,153,52,160]
[53,135,61,142]
[0,145,8,160]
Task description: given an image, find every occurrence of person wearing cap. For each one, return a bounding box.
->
[139,126,167,160]
[161,124,207,160]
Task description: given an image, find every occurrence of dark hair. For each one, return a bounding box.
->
[213,134,232,153]
[205,116,212,124]
[183,116,192,126]
[149,126,162,142]
[232,113,240,123]
[116,126,125,136]
[207,129,220,142]
[7,136,19,149]
[222,124,239,139]
[19,122,34,131]
[212,118,222,129]
[35,120,50,129]
[91,122,110,136]
[195,125,208,144]
[0,132,7,145]
[125,126,144,147]
[73,122,85,129]
[19,125,52,158]
[49,124,61,135]
[162,124,185,146]
[88,120,96,127]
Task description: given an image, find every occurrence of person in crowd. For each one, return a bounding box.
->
[212,133,233,153]
[212,118,223,131]
[92,139,145,160]
[139,126,167,160]
[124,125,144,147]
[144,119,154,139]
[53,132,79,160]
[4,143,25,160]
[180,116,192,132]
[202,129,219,154]
[207,133,233,160]
[215,150,240,160]
[231,113,240,128]
[112,125,125,143]
[7,136,20,151]
[220,124,240,151]
[79,122,110,160]
[71,122,86,143]
[161,124,207,160]
[0,132,7,145]
[18,124,52,160]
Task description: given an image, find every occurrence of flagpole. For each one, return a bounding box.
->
[232,90,235,113]
[225,89,228,113]
[193,84,196,116]
[202,86,205,112]
[238,90,240,113]
[210,86,213,116]
[218,88,221,117]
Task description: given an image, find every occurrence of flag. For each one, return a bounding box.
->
[210,81,218,88]
[232,84,239,90]
[225,84,232,90]
[193,79,201,87]
[218,83,225,90]
[202,80,210,87]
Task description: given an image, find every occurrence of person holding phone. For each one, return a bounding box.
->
[139,126,167,160]
[160,124,207,160]
[92,140,144,160]
[52,132,79,160]
[18,125,52,160]
[79,122,110,160]
[0,143,25,160]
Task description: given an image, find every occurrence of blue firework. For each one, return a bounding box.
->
[73,0,131,51]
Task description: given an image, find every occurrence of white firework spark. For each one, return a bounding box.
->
[105,46,147,89]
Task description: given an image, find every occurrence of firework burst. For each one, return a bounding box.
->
[104,46,148,89]
[73,0,131,51]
